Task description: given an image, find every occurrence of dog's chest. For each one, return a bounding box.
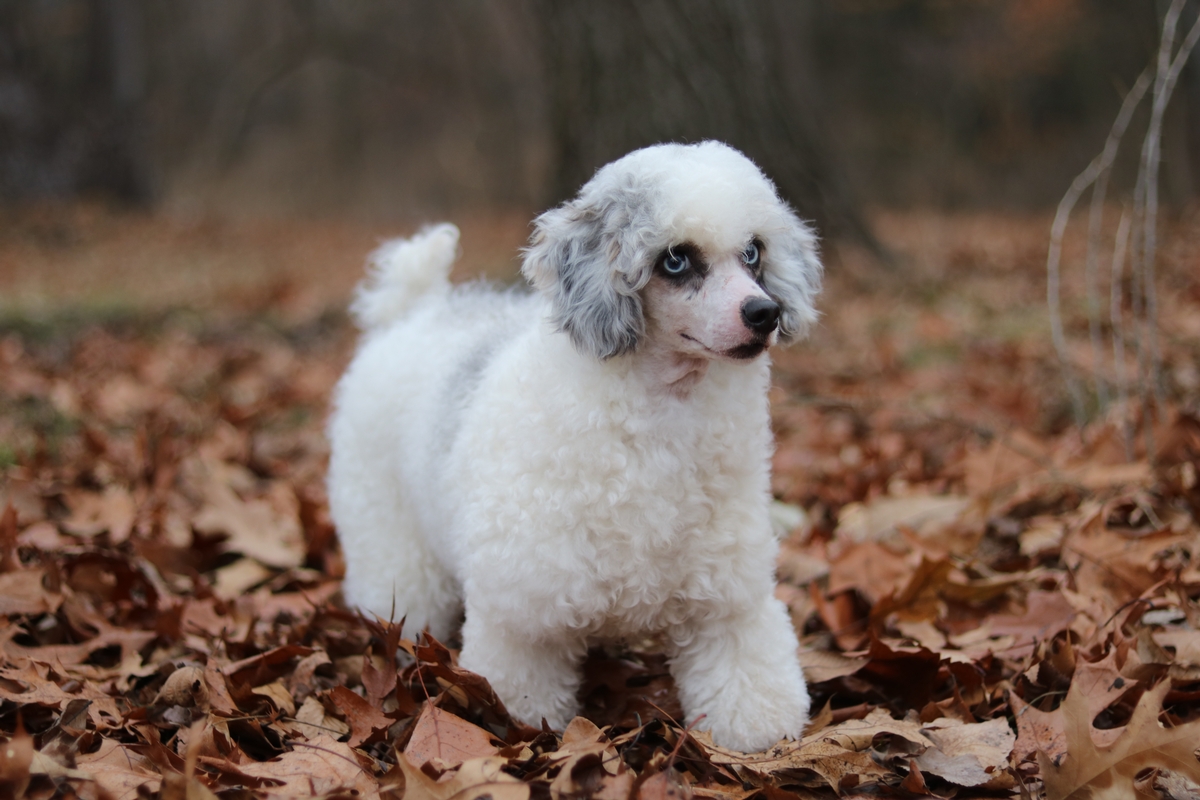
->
[454,355,773,637]
[566,405,767,633]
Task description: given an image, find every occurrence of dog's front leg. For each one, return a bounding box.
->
[670,596,810,753]
[458,608,586,731]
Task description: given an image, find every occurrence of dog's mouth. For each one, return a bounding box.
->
[725,341,768,360]
[680,333,769,361]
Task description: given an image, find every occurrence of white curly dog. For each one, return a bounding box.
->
[328,141,821,752]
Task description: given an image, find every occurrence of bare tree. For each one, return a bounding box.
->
[1046,0,1200,454]
[0,0,153,203]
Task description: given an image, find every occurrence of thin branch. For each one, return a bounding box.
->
[1082,69,1152,411]
[1046,70,1151,425]
[1139,0,1200,413]
[1109,208,1133,460]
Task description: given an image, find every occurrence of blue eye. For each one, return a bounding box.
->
[662,251,690,275]
[743,241,760,268]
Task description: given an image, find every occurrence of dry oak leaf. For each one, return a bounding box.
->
[548,718,628,799]
[251,680,297,717]
[834,494,970,546]
[210,558,274,600]
[399,752,528,800]
[806,708,932,753]
[0,568,61,615]
[960,428,1050,497]
[1145,768,1200,800]
[636,768,692,800]
[913,717,1015,789]
[192,466,304,569]
[1068,649,1138,748]
[692,731,890,792]
[235,732,379,798]
[0,618,155,681]
[329,685,393,749]
[404,703,500,769]
[75,738,162,800]
[1040,679,1200,800]
[987,589,1077,644]
[60,485,137,542]
[796,646,868,683]
[1011,692,1066,767]
[286,695,350,739]
[0,662,124,729]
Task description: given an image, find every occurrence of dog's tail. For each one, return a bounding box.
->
[350,223,460,332]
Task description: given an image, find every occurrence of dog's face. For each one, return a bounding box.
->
[523,142,822,362]
[642,238,779,361]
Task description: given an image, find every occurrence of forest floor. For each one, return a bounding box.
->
[1,203,1200,799]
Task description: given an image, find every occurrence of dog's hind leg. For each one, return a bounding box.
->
[329,447,461,641]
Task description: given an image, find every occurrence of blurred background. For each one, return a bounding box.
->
[2,1,1192,220]
[0,0,1197,314]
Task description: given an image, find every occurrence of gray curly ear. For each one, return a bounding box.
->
[522,203,645,360]
[761,210,823,343]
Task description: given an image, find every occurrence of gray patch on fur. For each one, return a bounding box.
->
[428,285,530,469]
[759,210,823,342]
[523,186,661,361]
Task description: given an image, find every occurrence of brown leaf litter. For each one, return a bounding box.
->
[2,207,1200,798]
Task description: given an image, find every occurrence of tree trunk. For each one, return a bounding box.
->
[533,0,883,254]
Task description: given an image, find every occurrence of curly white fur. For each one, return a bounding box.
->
[328,141,821,753]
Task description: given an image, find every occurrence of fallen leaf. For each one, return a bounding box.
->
[835,494,970,545]
[987,589,1077,643]
[404,703,499,768]
[0,569,61,615]
[796,646,868,683]
[694,731,890,791]
[1011,692,1066,766]
[252,680,297,717]
[192,467,305,569]
[637,768,692,800]
[961,430,1050,497]
[61,485,136,542]
[399,752,528,800]
[826,541,910,604]
[76,738,162,799]
[288,695,350,739]
[329,685,393,748]
[1040,680,1200,800]
[914,717,1015,789]
[807,707,932,753]
[235,732,379,798]
[210,558,274,600]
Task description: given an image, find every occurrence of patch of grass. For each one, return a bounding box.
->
[0,302,165,344]
[900,340,963,369]
[17,395,80,453]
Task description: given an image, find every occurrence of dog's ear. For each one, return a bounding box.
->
[522,202,645,360]
[761,210,823,344]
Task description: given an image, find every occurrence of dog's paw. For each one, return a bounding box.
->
[701,672,811,753]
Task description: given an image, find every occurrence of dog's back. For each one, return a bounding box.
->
[328,226,534,634]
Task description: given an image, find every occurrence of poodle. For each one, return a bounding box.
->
[327,141,821,753]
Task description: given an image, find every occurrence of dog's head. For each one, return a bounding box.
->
[523,141,822,361]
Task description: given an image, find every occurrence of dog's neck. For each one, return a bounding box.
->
[630,342,711,399]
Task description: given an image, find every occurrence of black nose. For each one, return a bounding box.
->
[740,297,781,335]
